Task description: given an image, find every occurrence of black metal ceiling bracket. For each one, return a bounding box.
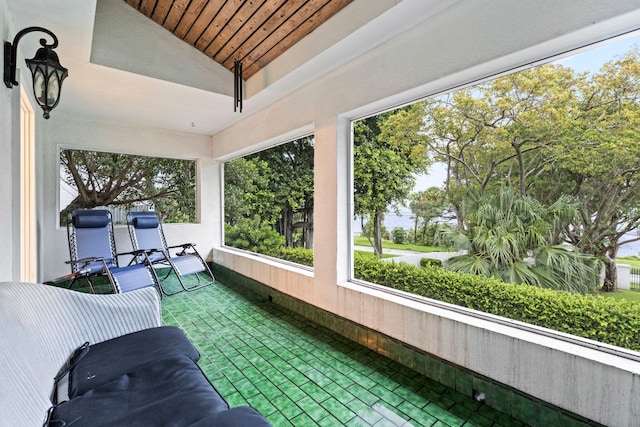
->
[234,60,242,113]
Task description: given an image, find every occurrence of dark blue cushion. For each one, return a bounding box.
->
[73,212,111,228]
[50,355,229,426]
[133,217,160,229]
[189,406,272,427]
[69,326,199,398]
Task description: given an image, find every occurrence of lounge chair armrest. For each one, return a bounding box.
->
[63,257,111,277]
[65,256,104,265]
[118,249,166,257]
[167,243,196,249]
[118,249,154,267]
[44,272,85,285]
[117,250,143,257]
[143,248,165,254]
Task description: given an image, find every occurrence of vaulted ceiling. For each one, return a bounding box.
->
[124,0,353,79]
[3,0,421,135]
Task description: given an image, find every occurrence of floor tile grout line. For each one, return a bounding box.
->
[160,280,526,427]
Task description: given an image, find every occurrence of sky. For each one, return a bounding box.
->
[412,29,640,193]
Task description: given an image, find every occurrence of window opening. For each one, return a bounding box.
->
[224,135,315,268]
[351,33,640,353]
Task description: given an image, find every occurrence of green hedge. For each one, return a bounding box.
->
[274,247,314,267]
[270,248,640,351]
[420,258,442,268]
[354,254,640,351]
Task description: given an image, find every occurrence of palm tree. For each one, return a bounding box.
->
[438,188,600,293]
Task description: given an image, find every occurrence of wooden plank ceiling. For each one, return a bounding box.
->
[124,0,353,79]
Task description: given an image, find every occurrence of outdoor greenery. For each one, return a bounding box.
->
[408,188,448,246]
[354,254,640,351]
[617,256,640,269]
[59,149,196,224]
[420,258,442,268]
[437,188,601,293]
[601,290,640,304]
[353,107,430,257]
[224,136,315,261]
[391,227,408,244]
[275,247,640,350]
[354,47,640,292]
[353,236,449,253]
[273,247,315,266]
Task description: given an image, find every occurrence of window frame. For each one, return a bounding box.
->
[57,146,199,227]
[221,132,316,271]
[346,29,640,361]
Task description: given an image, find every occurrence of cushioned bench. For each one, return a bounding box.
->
[0,282,271,427]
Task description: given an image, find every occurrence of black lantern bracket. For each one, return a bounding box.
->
[4,26,57,88]
[4,26,68,119]
[234,59,243,113]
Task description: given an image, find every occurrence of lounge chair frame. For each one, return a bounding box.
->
[61,209,162,295]
[127,211,214,294]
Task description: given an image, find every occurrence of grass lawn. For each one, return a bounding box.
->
[353,236,452,253]
[598,290,640,304]
[616,256,640,269]
[354,250,397,259]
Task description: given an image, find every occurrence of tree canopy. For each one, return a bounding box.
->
[419,48,640,290]
[353,105,430,256]
[59,149,196,224]
[223,136,315,257]
[439,188,600,293]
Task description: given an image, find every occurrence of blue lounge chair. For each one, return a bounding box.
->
[127,211,214,294]
[64,209,161,294]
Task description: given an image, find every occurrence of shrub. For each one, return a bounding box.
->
[238,248,640,351]
[224,216,285,254]
[420,258,442,268]
[354,254,640,351]
[275,247,314,267]
[391,227,408,244]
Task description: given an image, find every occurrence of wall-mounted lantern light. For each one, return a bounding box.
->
[4,26,68,119]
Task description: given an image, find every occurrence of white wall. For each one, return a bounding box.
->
[9,0,639,424]
[36,112,217,281]
[0,0,21,282]
[211,1,640,426]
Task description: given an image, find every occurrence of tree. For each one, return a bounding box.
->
[254,136,315,249]
[353,105,430,256]
[223,156,283,254]
[420,64,577,227]
[408,187,448,244]
[223,137,315,254]
[224,156,279,226]
[439,188,600,293]
[60,149,195,224]
[421,52,640,290]
[224,215,285,255]
[548,49,640,290]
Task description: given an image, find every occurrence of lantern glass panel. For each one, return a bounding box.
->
[32,67,46,105]
[47,72,59,105]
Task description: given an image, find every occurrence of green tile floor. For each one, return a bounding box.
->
[161,279,528,427]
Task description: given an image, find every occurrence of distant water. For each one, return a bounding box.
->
[354,213,640,257]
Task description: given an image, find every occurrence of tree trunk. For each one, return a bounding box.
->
[373,212,383,257]
[601,255,618,292]
[282,209,293,247]
[304,211,313,249]
[453,202,465,230]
